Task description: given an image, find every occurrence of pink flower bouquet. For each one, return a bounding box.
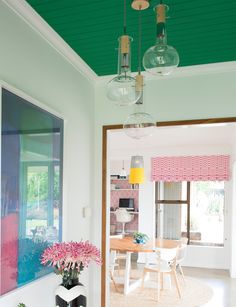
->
[41,241,102,287]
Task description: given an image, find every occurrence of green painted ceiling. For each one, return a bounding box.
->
[26,0,236,76]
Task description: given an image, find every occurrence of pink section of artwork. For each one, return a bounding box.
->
[0,213,18,295]
[110,179,139,233]
[151,155,230,182]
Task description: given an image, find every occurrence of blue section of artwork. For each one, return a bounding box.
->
[1,88,63,294]
[17,238,52,286]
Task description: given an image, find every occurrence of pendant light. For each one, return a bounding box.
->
[106,0,141,106]
[129,155,145,184]
[123,0,155,139]
[119,160,127,179]
[143,0,179,76]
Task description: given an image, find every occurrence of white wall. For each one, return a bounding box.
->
[0,2,95,307]
[230,146,236,277]
[138,180,155,263]
[94,65,236,305]
[110,160,130,176]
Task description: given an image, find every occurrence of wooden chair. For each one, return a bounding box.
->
[176,237,188,281]
[109,256,119,292]
[109,269,119,292]
[110,234,127,275]
[141,247,181,301]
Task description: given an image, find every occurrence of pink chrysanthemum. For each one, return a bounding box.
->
[41,241,102,284]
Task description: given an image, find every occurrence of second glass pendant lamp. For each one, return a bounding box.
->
[107,36,141,106]
[106,0,141,106]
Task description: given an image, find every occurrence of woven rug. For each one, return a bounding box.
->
[110,271,213,307]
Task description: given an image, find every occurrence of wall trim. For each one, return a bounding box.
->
[2,0,97,83]
[97,61,236,83]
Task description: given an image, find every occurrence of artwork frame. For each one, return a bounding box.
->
[0,81,64,296]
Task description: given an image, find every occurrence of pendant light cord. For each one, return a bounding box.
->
[123,0,127,34]
[138,6,142,74]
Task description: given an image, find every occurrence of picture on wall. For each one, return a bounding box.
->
[0,86,63,295]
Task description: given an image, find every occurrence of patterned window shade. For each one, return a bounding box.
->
[151,155,230,182]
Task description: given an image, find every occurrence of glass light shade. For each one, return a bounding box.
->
[123,111,155,139]
[120,168,127,178]
[130,155,144,168]
[106,75,141,106]
[129,155,145,184]
[106,35,141,106]
[143,44,179,76]
[120,160,127,179]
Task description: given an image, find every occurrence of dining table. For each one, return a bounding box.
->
[110,236,180,295]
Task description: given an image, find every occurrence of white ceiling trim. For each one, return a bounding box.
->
[97,61,236,83]
[2,0,98,83]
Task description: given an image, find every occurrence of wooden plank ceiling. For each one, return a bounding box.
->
[26,0,236,76]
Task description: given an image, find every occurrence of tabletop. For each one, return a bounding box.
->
[110,236,180,253]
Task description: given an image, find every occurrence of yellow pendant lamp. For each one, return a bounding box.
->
[129,155,145,184]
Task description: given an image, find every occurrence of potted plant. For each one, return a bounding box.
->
[18,304,26,307]
[133,232,149,244]
[41,240,102,307]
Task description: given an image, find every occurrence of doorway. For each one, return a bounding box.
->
[101,117,236,307]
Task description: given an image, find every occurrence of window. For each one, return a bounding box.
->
[155,181,225,246]
[190,181,224,246]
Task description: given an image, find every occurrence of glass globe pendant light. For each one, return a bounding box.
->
[123,0,155,139]
[143,0,179,76]
[123,74,155,139]
[106,0,141,106]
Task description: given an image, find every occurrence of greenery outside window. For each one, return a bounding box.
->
[155,181,225,247]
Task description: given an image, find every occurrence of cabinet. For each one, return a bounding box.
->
[110,178,139,234]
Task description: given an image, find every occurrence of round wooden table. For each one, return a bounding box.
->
[110,236,180,252]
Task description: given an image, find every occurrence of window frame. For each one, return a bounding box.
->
[155,181,225,247]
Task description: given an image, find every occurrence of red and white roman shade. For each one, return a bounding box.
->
[151,155,230,182]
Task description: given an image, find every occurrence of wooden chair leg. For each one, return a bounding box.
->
[141,270,146,288]
[117,259,121,275]
[172,270,181,299]
[157,272,160,301]
[178,264,185,283]
[110,271,119,292]
[161,272,164,290]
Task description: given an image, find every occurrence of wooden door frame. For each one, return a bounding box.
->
[101,117,236,307]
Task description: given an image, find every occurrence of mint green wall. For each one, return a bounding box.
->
[95,71,236,126]
[0,2,94,306]
[94,71,236,245]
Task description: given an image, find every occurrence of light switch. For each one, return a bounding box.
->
[83,206,91,218]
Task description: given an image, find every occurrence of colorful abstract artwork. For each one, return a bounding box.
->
[0,86,63,295]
